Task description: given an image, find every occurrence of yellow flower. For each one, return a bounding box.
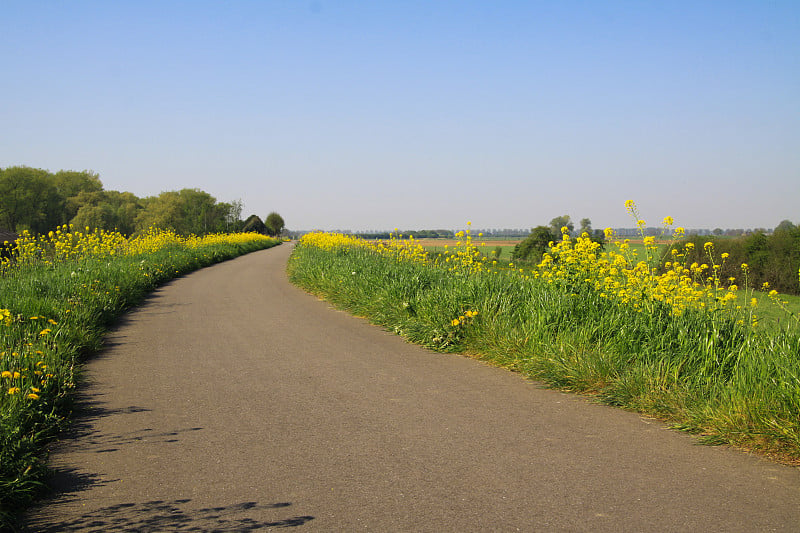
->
[0,371,11,379]
[8,387,20,395]
[451,318,460,326]
[27,393,40,400]
[662,216,674,226]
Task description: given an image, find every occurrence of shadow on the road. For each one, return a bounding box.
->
[24,499,314,532]
[52,393,203,453]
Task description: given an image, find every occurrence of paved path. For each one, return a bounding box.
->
[23,245,800,532]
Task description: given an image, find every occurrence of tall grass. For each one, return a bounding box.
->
[0,227,279,527]
[288,222,800,466]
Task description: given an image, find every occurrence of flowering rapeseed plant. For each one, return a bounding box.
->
[533,201,750,318]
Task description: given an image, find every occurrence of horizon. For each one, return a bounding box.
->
[3,1,798,231]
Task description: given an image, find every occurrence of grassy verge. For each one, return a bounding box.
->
[0,228,280,527]
[288,232,800,467]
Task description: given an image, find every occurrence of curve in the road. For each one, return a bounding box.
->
[23,245,800,532]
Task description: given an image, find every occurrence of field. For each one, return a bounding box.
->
[416,238,520,259]
[289,221,800,467]
[0,228,280,524]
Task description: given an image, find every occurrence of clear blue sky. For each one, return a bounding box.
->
[2,1,798,231]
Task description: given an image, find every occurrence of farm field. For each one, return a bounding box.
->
[416,238,520,259]
[0,227,280,525]
[289,225,800,467]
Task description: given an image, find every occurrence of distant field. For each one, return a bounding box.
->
[415,238,520,259]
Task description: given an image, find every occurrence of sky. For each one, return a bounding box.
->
[2,1,798,232]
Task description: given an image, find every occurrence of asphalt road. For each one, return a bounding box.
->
[23,244,800,532]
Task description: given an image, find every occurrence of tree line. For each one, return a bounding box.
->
[674,224,800,295]
[0,166,284,237]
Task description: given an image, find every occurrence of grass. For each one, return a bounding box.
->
[288,231,800,467]
[0,229,280,528]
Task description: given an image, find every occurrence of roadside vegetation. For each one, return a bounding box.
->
[0,226,280,527]
[288,201,800,467]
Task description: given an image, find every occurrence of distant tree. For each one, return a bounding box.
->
[0,166,63,233]
[712,228,724,236]
[135,189,230,235]
[176,188,222,235]
[53,170,103,222]
[549,215,573,238]
[71,202,116,232]
[105,191,141,235]
[242,214,267,234]
[70,190,140,235]
[264,212,285,237]
[775,220,796,233]
[226,199,244,231]
[512,225,554,262]
[135,192,183,233]
[578,218,592,236]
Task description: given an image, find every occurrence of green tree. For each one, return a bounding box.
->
[53,170,103,223]
[549,215,573,238]
[71,202,116,232]
[226,199,244,231]
[0,166,63,233]
[70,190,140,235]
[265,212,285,237]
[512,225,554,261]
[578,218,592,236]
[135,192,183,233]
